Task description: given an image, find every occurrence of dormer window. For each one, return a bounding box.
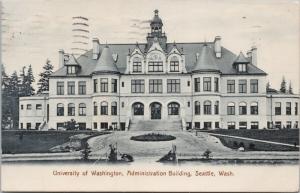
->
[170,56,179,72]
[67,66,77,74]
[238,64,247,72]
[132,57,142,73]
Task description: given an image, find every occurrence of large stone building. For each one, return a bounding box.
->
[19,10,299,131]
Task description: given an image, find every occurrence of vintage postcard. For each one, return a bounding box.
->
[1,0,299,192]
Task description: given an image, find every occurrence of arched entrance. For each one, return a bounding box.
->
[150,102,162,119]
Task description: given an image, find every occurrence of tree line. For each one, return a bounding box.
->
[1,59,54,129]
[266,76,294,94]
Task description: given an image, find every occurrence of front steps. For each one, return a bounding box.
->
[129,119,182,131]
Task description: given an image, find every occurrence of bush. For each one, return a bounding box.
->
[130,133,176,142]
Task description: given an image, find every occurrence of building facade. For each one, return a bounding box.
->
[19,10,299,131]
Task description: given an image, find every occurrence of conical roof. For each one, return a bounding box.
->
[234,52,249,64]
[93,46,119,73]
[192,44,219,72]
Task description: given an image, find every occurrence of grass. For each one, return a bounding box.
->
[130,133,176,141]
[2,130,109,154]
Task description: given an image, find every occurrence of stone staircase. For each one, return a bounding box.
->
[129,119,182,131]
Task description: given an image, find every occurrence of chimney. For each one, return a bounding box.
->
[246,50,252,58]
[92,38,100,60]
[214,36,221,58]
[58,49,64,68]
[251,46,257,66]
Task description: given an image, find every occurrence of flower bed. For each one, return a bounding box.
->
[130,133,176,142]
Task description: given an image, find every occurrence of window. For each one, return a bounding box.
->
[67,81,75,95]
[214,101,219,115]
[286,102,291,115]
[194,78,200,92]
[111,102,117,115]
[79,103,86,116]
[195,101,201,115]
[68,103,75,116]
[239,122,247,129]
[122,102,124,108]
[167,79,180,93]
[21,105,24,110]
[295,121,298,129]
[214,77,219,92]
[250,79,258,93]
[295,102,298,115]
[195,122,200,129]
[204,122,212,129]
[203,101,211,115]
[112,122,118,130]
[187,101,190,107]
[286,121,292,129]
[228,122,236,129]
[149,79,162,93]
[26,123,31,130]
[78,81,86,95]
[227,80,235,93]
[56,123,64,130]
[133,57,142,73]
[238,64,247,72]
[36,104,42,110]
[35,123,41,129]
[101,122,108,129]
[239,80,247,93]
[57,103,64,116]
[101,101,108,115]
[251,122,259,129]
[148,61,163,72]
[121,82,124,87]
[187,81,190,87]
[27,104,32,110]
[93,102,97,115]
[168,102,180,115]
[250,102,258,115]
[170,56,179,72]
[203,77,211,91]
[215,122,220,129]
[100,78,108,92]
[239,102,247,115]
[275,121,281,129]
[131,80,145,93]
[227,102,235,115]
[111,79,118,93]
[67,66,76,74]
[133,102,144,115]
[57,81,64,95]
[93,79,98,93]
[78,123,86,130]
[93,122,97,130]
[20,123,23,129]
[275,102,281,115]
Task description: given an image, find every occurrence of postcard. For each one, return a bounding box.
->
[1,0,299,192]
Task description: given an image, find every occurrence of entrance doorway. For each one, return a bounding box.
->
[150,102,162,119]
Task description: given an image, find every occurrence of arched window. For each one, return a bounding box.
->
[239,102,247,115]
[132,57,142,73]
[57,103,64,116]
[170,56,179,72]
[111,102,117,116]
[204,101,212,115]
[250,102,258,115]
[79,103,86,116]
[195,101,201,115]
[227,102,235,115]
[214,101,219,115]
[68,103,75,116]
[168,102,180,115]
[133,102,144,115]
[100,101,108,115]
[93,102,98,116]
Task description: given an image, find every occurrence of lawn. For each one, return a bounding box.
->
[2,130,109,154]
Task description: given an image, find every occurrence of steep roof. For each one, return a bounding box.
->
[234,52,249,64]
[93,45,119,73]
[192,44,219,72]
[65,54,80,66]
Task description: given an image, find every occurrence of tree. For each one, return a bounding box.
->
[1,65,11,128]
[37,59,54,94]
[7,71,20,128]
[25,64,35,96]
[288,81,293,94]
[280,76,287,93]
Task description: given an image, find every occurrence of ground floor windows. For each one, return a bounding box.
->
[94,102,98,115]
[275,121,281,129]
[203,101,211,115]
[250,122,259,129]
[93,122,97,130]
[215,122,219,129]
[101,122,108,129]
[20,123,23,129]
[78,123,86,130]
[228,122,235,129]
[239,122,247,129]
[57,123,64,130]
[168,102,180,115]
[227,103,235,115]
[68,103,75,116]
[26,123,31,129]
[111,102,117,115]
[112,122,118,130]
[203,122,212,129]
[250,102,258,115]
[195,101,201,115]
[195,122,200,129]
[101,102,108,115]
[57,103,64,116]
[35,122,41,129]
[239,102,247,115]
[133,102,144,115]
[78,103,86,116]
[286,121,292,129]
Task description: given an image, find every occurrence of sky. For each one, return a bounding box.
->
[1,0,299,93]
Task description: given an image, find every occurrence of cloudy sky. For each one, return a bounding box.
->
[1,0,299,92]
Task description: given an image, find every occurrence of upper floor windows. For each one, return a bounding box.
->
[203,77,211,91]
[195,101,201,115]
[250,102,258,115]
[78,81,86,95]
[167,79,180,93]
[148,61,163,72]
[194,78,200,92]
[214,78,219,92]
[238,80,247,93]
[227,80,235,93]
[149,79,162,93]
[286,102,291,115]
[67,66,77,74]
[79,103,86,116]
[168,102,180,115]
[275,102,281,115]
[57,82,64,95]
[133,57,142,73]
[27,104,32,110]
[239,102,247,115]
[111,79,118,93]
[203,100,212,115]
[250,79,258,93]
[101,101,108,115]
[57,103,64,116]
[296,102,298,115]
[36,104,42,110]
[67,81,75,95]
[93,79,98,93]
[100,78,108,92]
[111,102,117,115]
[237,64,247,72]
[131,80,145,93]
[68,103,75,116]
[169,56,179,72]
[227,102,235,115]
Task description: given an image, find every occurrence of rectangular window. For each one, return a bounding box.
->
[286,121,292,129]
[239,122,247,129]
[275,121,281,129]
[112,122,118,130]
[215,122,220,129]
[67,66,76,74]
[100,78,108,92]
[203,77,211,91]
[239,105,247,115]
[78,123,86,130]
[20,123,23,129]
[101,122,108,129]
[195,122,200,129]
[204,122,212,129]
[275,102,281,115]
[111,79,118,93]
[251,122,259,129]
[286,102,291,115]
[227,122,236,129]
[170,61,179,72]
[149,79,162,93]
[36,104,42,110]
[122,82,124,87]
[187,81,190,87]
[21,105,24,110]
[57,123,64,130]
[227,80,235,93]
[133,61,142,73]
[148,61,163,72]
[57,81,64,95]
[295,102,298,115]
[227,106,235,115]
[131,80,145,93]
[35,123,41,130]
[78,81,86,95]
[239,79,247,93]
[26,123,31,129]
[93,122,97,130]
[187,101,190,107]
[238,64,247,72]
[27,104,32,110]
[67,81,75,95]
[214,77,219,92]
[101,106,108,115]
[93,79,98,93]
[250,79,258,93]
[194,78,200,92]
[250,105,258,115]
[167,79,180,93]
[111,104,117,116]
[94,104,97,115]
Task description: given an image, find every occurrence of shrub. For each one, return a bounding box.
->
[130,133,176,142]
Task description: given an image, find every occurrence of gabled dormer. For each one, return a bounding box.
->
[127,43,145,74]
[145,39,167,73]
[233,52,250,73]
[64,54,81,75]
[167,43,187,73]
